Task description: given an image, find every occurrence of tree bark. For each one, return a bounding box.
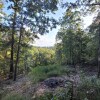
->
[9,9,17,79]
[13,16,23,81]
[97,22,100,78]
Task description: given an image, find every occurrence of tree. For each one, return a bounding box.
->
[56,9,85,65]
[62,0,100,13]
[89,12,100,77]
[7,0,19,79]
[98,21,100,77]
[6,0,58,80]
[61,0,100,77]
[0,0,3,14]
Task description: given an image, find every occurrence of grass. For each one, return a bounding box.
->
[33,88,71,100]
[1,93,31,100]
[30,66,100,100]
[1,65,100,100]
[76,76,100,100]
[29,65,71,83]
[33,75,100,100]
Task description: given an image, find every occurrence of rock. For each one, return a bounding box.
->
[44,77,65,88]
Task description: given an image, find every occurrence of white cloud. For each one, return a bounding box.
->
[82,13,96,29]
[34,34,55,47]
[0,13,4,17]
[33,26,60,47]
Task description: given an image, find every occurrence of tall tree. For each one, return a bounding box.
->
[61,0,100,77]
[89,12,100,77]
[8,0,19,79]
[56,9,83,65]
[9,0,58,80]
[98,21,100,77]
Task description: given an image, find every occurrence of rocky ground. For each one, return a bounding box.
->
[0,66,97,99]
[0,73,81,99]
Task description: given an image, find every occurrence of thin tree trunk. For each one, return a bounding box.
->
[79,36,82,65]
[69,36,72,65]
[70,82,74,100]
[97,22,100,78]
[13,16,23,81]
[80,39,82,65]
[9,9,17,79]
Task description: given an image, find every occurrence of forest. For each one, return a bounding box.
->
[0,0,100,100]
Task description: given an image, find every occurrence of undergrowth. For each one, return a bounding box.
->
[1,93,31,100]
[33,88,72,100]
[76,76,100,100]
[32,76,100,100]
[2,65,100,100]
[29,65,71,83]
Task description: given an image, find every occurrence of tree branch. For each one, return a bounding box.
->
[87,3,100,6]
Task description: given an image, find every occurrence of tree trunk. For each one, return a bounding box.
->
[97,22,100,78]
[9,9,17,79]
[69,36,72,65]
[13,16,23,81]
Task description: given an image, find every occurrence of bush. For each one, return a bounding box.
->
[33,76,100,100]
[47,70,61,77]
[33,88,71,100]
[29,65,69,83]
[76,76,100,100]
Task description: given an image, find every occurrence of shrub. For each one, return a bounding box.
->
[47,70,61,77]
[29,65,68,83]
[76,76,100,100]
[33,88,71,100]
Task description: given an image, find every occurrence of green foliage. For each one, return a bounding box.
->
[0,46,55,77]
[76,76,100,100]
[33,92,54,100]
[0,0,58,80]
[62,0,100,15]
[33,88,72,100]
[9,74,96,100]
[29,65,69,83]
[56,8,85,65]
[56,5,100,66]
[1,93,31,100]
[30,47,55,67]
[33,75,100,100]
[56,27,89,65]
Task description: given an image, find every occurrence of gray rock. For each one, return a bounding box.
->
[44,77,65,88]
